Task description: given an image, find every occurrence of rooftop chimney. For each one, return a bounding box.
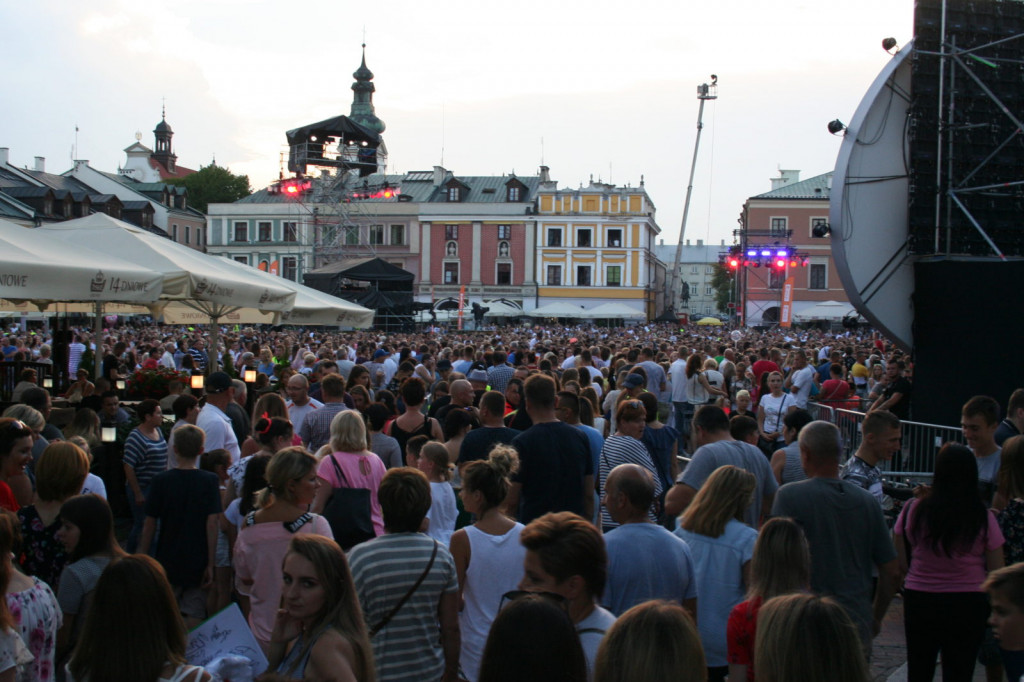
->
[34,157,45,172]
[697,239,704,247]
[770,169,801,190]
[539,165,550,183]
[0,148,8,165]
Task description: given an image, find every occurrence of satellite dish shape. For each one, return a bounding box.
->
[730,330,742,342]
[829,39,915,351]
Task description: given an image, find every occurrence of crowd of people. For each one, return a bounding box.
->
[0,320,1020,681]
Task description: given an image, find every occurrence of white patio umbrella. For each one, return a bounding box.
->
[586,302,647,320]
[792,300,857,323]
[36,214,296,371]
[527,302,589,318]
[0,218,164,309]
[160,256,374,328]
[482,299,526,317]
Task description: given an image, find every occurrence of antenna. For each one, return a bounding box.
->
[440,102,445,167]
[73,124,79,161]
[541,137,545,166]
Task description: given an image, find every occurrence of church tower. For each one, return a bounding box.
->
[152,105,177,173]
[350,45,386,135]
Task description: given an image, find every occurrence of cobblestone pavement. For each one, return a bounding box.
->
[873,596,991,681]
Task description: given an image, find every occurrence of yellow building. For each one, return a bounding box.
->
[534,168,663,319]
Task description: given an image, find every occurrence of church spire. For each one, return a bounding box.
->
[350,44,385,134]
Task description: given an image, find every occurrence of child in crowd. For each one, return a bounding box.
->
[984,563,1024,682]
[199,448,232,616]
[419,441,457,546]
[138,424,222,628]
[405,433,429,468]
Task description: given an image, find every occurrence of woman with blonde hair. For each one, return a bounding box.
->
[727,517,810,682]
[754,593,869,682]
[674,465,758,682]
[17,442,91,589]
[234,447,333,651]
[267,535,375,682]
[62,409,101,452]
[312,411,386,548]
[594,600,706,682]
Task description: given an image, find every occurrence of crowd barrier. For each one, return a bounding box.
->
[806,402,962,481]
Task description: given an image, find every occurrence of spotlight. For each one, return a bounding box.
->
[827,120,847,136]
[760,250,771,257]
[776,249,788,257]
[882,37,899,54]
[812,222,832,238]
[746,249,757,257]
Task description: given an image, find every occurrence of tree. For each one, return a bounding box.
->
[165,164,250,213]
[710,264,736,313]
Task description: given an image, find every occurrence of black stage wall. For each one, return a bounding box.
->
[912,260,1024,426]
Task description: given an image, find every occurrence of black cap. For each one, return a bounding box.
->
[205,371,233,394]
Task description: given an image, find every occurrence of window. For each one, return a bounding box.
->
[233,222,248,242]
[447,187,461,202]
[691,265,699,274]
[197,227,204,246]
[171,224,179,241]
[547,228,562,247]
[444,262,459,284]
[283,222,297,243]
[369,224,384,245]
[705,285,713,296]
[704,306,712,315]
[497,224,511,239]
[497,263,512,285]
[390,224,405,245]
[445,224,459,240]
[546,265,562,286]
[576,265,592,286]
[770,217,788,236]
[282,256,297,281]
[811,217,828,237]
[809,264,827,290]
[706,265,714,274]
[185,225,192,244]
[691,282,699,295]
[344,226,359,245]
[577,228,592,247]
[606,265,622,287]
[234,255,249,265]
[607,228,622,247]
[507,186,521,201]
[258,222,272,242]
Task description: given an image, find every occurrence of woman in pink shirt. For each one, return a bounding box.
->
[312,411,386,544]
[234,447,333,652]
[895,443,1005,682]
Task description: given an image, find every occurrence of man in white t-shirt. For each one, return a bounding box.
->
[785,349,816,409]
[285,374,324,435]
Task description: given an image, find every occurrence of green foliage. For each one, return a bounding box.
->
[166,164,251,213]
[710,264,736,313]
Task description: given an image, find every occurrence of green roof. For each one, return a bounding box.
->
[754,172,832,199]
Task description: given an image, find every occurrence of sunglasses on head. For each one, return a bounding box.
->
[499,590,568,612]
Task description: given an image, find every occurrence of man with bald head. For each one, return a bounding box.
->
[601,463,697,618]
[770,420,897,654]
[435,379,475,424]
[286,373,323,435]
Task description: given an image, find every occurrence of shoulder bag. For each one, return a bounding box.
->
[321,454,376,551]
[369,539,439,637]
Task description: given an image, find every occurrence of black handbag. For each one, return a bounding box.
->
[321,454,375,551]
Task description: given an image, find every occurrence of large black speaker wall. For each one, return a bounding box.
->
[911,260,1024,425]
[910,0,1024,257]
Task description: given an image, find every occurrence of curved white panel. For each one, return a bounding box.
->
[830,39,915,351]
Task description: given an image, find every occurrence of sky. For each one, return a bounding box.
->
[0,0,913,248]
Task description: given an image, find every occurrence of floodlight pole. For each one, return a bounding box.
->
[668,77,718,318]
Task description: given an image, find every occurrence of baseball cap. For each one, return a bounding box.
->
[437,359,452,371]
[205,371,233,394]
[622,373,645,390]
[373,349,388,360]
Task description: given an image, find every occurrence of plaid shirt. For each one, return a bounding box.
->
[486,364,515,394]
[299,401,349,453]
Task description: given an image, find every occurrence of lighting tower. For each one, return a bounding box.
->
[667,75,718,318]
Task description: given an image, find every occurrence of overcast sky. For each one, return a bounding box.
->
[1,0,913,247]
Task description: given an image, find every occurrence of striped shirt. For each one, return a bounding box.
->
[349,533,458,682]
[598,435,663,529]
[298,401,349,453]
[123,428,169,490]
